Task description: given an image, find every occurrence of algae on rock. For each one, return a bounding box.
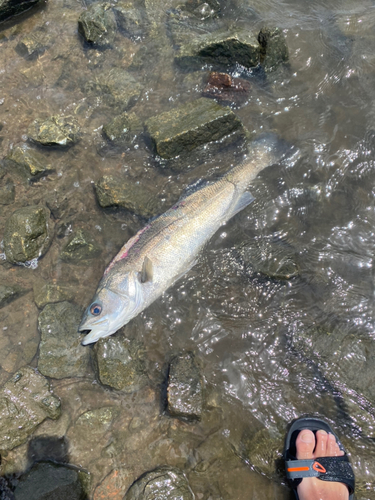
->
[0,366,61,451]
[3,205,53,264]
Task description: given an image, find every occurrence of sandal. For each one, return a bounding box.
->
[284,417,355,500]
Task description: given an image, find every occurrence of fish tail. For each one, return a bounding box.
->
[225,133,287,188]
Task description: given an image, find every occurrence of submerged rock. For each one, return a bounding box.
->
[0,284,27,308]
[95,174,161,217]
[38,301,91,379]
[85,69,142,111]
[258,27,289,72]
[240,428,284,478]
[0,0,42,23]
[145,97,245,159]
[0,175,15,205]
[60,229,101,263]
[13,462,90,500]
[202,71,250,106]
[167,352,203,420]
[33,282,70,309]
[93,332,148,392]
[124,466,194,500]
[3,205,53,264]
[241,241,299,280]
[27,115,81,147]
[175,28,260,70]
[166,0,220,47]
[102,111,143,147]
[0,366,61,451]
[4,143,49,181]
[78,2,117,47]
[16,27,50,58]
[113,3,147,40]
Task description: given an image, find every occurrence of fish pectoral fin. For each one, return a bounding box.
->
[228,191,255,218]
[140,256,153,283]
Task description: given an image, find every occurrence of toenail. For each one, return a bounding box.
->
[300,431,314,443]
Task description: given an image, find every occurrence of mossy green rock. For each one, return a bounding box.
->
[38,301,90,379]
[258,27,289,72]
[241,428,283,478]
[145,97,244,159]
[102,111,143,146]
[95,174,161,217]
[4,143,49,180]
[60,229,101,263]
[113,3,147,39]
[33,282,70,308]
[0,366,61,451]
[93,334,148,392]
[27,115,81,147]
[3,205,53,264]
[0,0,41,23]
[124,466,194,500]
[175,28,260,70]
[85,68,142,111]
[14,462,90,500]
[78,2,117,47]
[167,352,203,420]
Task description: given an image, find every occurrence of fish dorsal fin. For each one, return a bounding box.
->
[141,256,153,283]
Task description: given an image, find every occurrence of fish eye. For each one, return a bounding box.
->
[90,303,102,316]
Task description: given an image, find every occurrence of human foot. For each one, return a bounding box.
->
[296,429,349,500]
[284,418,355,500]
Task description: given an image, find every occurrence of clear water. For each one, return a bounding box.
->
[1,0,375,498]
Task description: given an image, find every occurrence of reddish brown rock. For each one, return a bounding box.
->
[202,71,250,105]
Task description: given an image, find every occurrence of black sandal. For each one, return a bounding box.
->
[284,417,355,500]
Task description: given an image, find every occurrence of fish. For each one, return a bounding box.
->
[79,134,286,345]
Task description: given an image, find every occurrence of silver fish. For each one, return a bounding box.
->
[79,134,285,345]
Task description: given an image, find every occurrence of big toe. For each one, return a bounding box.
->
[296,429,315,460]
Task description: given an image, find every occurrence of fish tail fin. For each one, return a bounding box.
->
[226,133,288,188]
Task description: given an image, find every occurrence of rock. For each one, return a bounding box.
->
[37,301,91,379]
[0,175,15,204]
[240,241,299,280]
[0,284,27,308]
[78,2,117,47]
[202,71,250,106]
[85,69,142,111]
[0,477,14,500]
[167,352,203,420]
[145,97,245,159]
[93,468,134,500]
[124,466,194,500]
[113,3,147,40]
[258,27,289,72]
[240,428,284,478]
[0,366,61,451]
[3,205,53,264]
[13,462,89,500]
[27,115,81,147]
[3,143,49,181]
[174,28,260,70]
[93,332,148,392]
[166,0,220,47]
[102,111,143,147]
[15,27,50,59]
[60,229,101,263]
[95,174,162,217]
[33,282,70,309]
[0,0,41,23]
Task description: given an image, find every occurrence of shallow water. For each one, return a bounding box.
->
[1,0,375,498]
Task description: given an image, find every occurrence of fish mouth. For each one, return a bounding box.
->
[79,319,110,346]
